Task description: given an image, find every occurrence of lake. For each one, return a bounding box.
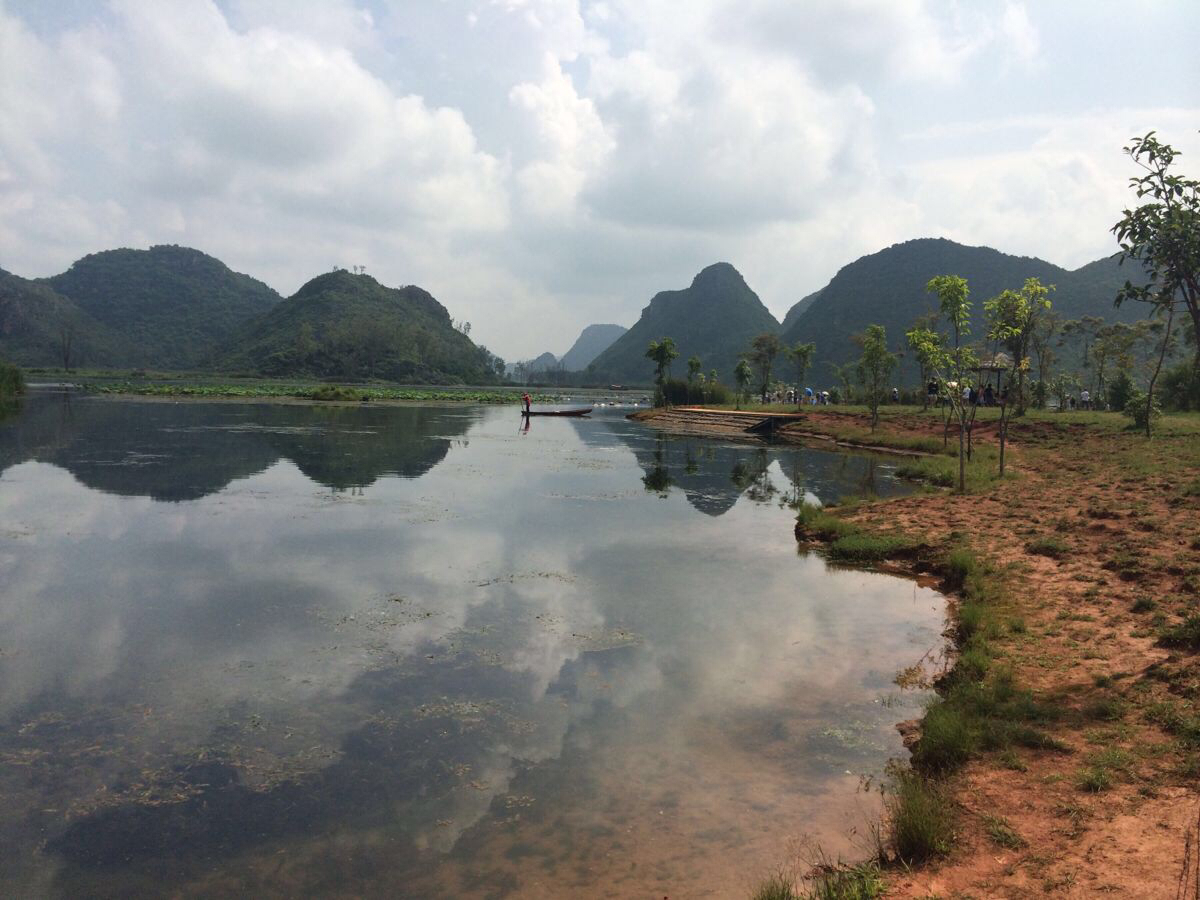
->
[0,390,945,898]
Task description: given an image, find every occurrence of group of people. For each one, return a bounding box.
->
[925,380,1006,408]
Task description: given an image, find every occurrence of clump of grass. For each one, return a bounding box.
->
[1076,767,1113,792]
[751,873,798,900]
[884,769,954,865]
[911,700,974,773]
[795,503,860,541]
[801,862,885,900]
[942,547,980,592]
[1083,697,1127,722]
[983,815,1027,850]
[1158,615,1200,651]
[827,533,920,563]
[1026,536,1070,559]
[1145,701,1200,746]
[1008,617,1027,634]
[309,384,369,402]
[1132,596,1157,613]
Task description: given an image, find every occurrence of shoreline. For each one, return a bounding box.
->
[634,404,1200,898]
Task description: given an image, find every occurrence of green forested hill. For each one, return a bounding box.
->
[780,238,1146,382]
[44,245,281,368]
[587,263,780,385]
[0,268,135,368]
[217,270,501,384]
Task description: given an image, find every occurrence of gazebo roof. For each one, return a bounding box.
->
[975,351,1013,371]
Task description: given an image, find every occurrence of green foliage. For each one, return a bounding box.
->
[884,769,954,865]
[1111,132,1200,373]
[1106,368,1135,411]
[645,337,680,393]
[218,271,499,385]
[1161,361,1200,411]
[589,262,781,385]
[734,358,753,408]
[788,341,816,408]
[794,503,860,541]
[983,815,1027,850]
[0,358,24,401]
[748,332,785,401]
[1123,387,1161,430]
[660,376,731,406]
[852,324,897,428]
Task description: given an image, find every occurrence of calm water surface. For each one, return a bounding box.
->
[0,390,945,898]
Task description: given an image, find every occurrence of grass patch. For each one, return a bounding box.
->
[802,863,886,900]
[795,503,860,541]
[1076,767,1113,792]
[884,769,954,865]
[827,533,920,563]
[750,873,798,900]
[1026,536,1070,559]
[983,815,1027,850]
[1158,615,1200,651]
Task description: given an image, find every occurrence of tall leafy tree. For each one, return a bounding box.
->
[734,358,752,410]
[645,337,679,406]
[687,355,702,385]
[853,325,898,430]
[787,341,816,410]
[747,333,784,404]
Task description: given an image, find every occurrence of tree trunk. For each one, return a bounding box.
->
[1145,303,1175,437]
[998,403,1008,477]
[958,416,966,493]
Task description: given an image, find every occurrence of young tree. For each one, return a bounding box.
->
[645,337,679,406]
[747,333,784,404]
[984,278,1051,476]
[734,358,752,410]
[910,275,977,493]
[686,355,702,385]
[1029,310,1061,398]
[58,320,75,373]
[853,325,898,430]
[908,311,942,410]
[1112,132,1200,434]
[1113,131,1200,375]
[787,342,816,410]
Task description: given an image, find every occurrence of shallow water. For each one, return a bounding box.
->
[0,390,944,898]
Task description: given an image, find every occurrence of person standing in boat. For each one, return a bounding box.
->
[522,392,531,414]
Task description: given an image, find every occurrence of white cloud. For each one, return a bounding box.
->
[0,0,1196,357]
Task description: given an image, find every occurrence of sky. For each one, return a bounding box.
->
[1,1,1197,362]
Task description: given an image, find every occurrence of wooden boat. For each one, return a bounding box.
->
[521,407,592,417]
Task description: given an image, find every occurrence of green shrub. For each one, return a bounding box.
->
[0,359,24,401]
[1106,369,1135,412]
[795,503,860,541]
[1160,361,1200,412]
[1123,387,1161,430]
[1076,767,1112,792]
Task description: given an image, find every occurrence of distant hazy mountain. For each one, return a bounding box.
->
[780,238,1145,381]
[44,245,281,369]
[588,263,780,385]
[217,270,499,384]
[0,268,135,368]
[528,351,558,372]
[559,323,627,371]
[780,289,822,334]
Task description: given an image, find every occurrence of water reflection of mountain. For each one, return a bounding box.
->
[596,418,901,514]
[0,391,472,500]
